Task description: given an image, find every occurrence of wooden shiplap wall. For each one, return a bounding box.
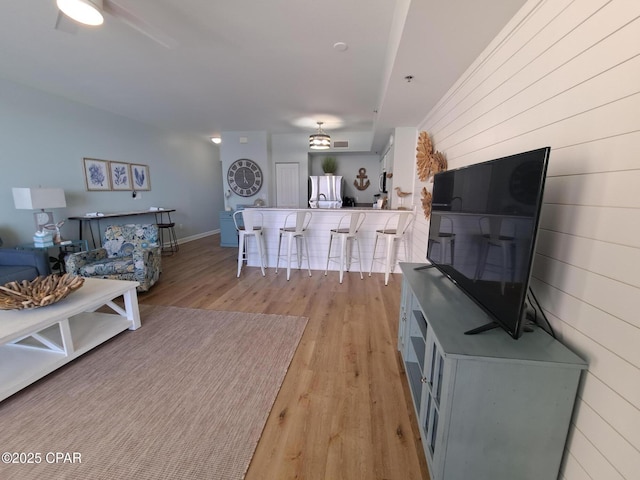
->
[410,0,640,478]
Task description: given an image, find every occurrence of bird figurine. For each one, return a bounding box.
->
[395,187,412,197]
[44,220,65,244]
[395,187,412,210]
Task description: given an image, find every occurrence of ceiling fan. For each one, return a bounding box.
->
[54,0,177,49]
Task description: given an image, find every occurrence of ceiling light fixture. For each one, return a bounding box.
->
[309,122,331,150]
[333,42,348,52]
[210,136,221,144]
[56,0,104,26]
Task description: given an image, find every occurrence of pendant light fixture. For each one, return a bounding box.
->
[309,122,331,150]
[57,0,104,26]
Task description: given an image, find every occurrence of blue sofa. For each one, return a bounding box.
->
[0,248,51,284]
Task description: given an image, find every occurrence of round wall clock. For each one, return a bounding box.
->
[227,158,263,197]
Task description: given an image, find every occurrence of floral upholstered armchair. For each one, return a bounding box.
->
[65,224,161,292]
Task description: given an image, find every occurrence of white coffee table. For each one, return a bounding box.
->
[0,277,141,402]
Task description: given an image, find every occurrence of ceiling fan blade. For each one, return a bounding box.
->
[54,10,79,34]
[103,0,178,49]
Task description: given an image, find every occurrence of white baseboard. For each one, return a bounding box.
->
[171,229,219,246]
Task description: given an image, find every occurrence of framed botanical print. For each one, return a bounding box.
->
[131,164,151,191]
[109,161,132,190]
[83,158,111,191]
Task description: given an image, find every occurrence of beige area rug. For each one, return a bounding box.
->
[0,305,307,480]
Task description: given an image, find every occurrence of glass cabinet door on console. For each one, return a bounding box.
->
[402,304,426,416]
[397,279,413,353]
[423,331,446,465]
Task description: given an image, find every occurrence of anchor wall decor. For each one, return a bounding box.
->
[353,168,370,191]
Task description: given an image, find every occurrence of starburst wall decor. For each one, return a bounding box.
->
[415,131,447,218]
[416,131,447,182]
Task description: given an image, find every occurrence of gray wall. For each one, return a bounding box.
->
[219,131,270,210]
[0,78,222,246]
[220,133,383,209]
[309,153,381,205]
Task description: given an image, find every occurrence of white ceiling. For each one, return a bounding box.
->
[0,0,526,153]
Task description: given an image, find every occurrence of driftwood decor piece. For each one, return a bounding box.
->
[421,187,433,219]
[0,274,84,310]
[416,131,448,181]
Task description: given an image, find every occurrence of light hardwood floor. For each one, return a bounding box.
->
[141,235,429,480]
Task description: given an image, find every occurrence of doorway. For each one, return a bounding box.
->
[275,163,300,207]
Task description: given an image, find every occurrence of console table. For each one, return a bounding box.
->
[398,263,586,480]
[69,209,176,247]
[0,278,140,402]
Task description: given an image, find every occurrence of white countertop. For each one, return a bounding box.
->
[246,206,406,212]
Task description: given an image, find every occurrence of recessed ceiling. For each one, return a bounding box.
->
[0,0,526,152]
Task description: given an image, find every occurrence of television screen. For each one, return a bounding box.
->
[426,147,550,339]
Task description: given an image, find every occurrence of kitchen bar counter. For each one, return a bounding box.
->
[239,207,416,274]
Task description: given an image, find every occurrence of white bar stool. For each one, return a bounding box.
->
[325,212,366,284]
[474,216,516,294]
[233,210,267,277]
[276,211,312,281]
[369,210,414,285]
[428,214,456,265]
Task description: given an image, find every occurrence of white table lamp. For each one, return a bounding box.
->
[12,187,67,234]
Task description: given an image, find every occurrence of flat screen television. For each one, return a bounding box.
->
[423,147,550,339]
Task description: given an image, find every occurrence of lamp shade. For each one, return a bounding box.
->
[13,188,67,210]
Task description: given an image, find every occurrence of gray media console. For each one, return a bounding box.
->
[398,263,586,480]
